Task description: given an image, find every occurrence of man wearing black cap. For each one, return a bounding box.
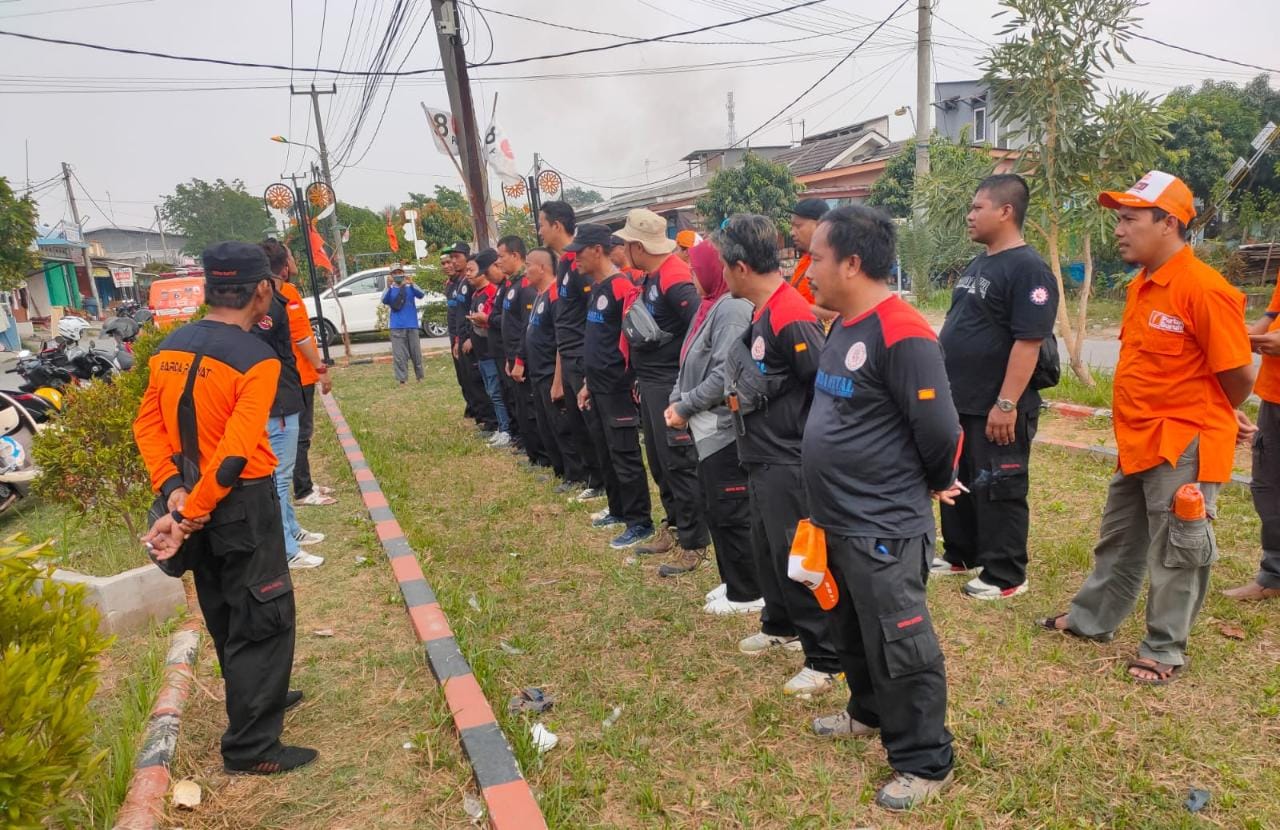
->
[442,252,474,420]
[465,248,513,447]
[137,242,315,775]
[498,235,548,469]
[483,243,523,453]
[790,198,838,323]
[450,248,496,434]
[571,223,655,548]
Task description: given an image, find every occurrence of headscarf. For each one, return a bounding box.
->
[682,239,728,361]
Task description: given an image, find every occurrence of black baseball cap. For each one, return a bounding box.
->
[608,234,627,250]
[443,241,471,256]
[473,248,499,273]
[202,241,272,284]
[566,223,613,252]
[791,198,828,221]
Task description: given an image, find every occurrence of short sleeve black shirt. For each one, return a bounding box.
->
[252,290,303,417]
[501,273,536,362]
[632,255,700,384]
[452,279,473,344]
[524,285,559,383]
[584,273,635,394]
[552,250,592,361]
[938,245,1058,415]
[487,277,509,361]
[803,295,962,539]
[735,282,826,465]
[469,282,496,355]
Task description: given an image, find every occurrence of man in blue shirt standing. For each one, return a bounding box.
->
[382,264,424,385]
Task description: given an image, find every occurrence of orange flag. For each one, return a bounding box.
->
[385,212,400,252]
[309,218,335,274]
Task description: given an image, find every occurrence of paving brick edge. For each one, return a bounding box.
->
[319,391,546,830]
[111,619,202,830]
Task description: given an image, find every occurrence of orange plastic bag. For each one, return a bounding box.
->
[1173,483,1206,522]
[787,519,839,611]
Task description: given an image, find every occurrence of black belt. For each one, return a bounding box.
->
[234,476,273,489]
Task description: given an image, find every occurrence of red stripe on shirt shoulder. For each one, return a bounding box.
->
[878,295,937,348]
[611,275,637,302]
[766,282,817,335]
[657,255,694,294]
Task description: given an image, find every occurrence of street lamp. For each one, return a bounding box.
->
[894,106,916,133]
[270,135,320,156]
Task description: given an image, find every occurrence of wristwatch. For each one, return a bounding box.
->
[995,398,1016,413]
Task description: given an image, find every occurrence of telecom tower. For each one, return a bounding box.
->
[726,91,737,147]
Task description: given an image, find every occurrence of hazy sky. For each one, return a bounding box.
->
[1,0,1275,232]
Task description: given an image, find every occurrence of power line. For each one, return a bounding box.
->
[734,0,912,147]
[1132,33,1279,75]
[0,0,833,75]
[0,0,152,19]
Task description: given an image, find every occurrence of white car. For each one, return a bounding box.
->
[300,265,447,345]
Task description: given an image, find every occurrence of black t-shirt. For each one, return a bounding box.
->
[523,284,559,383]
[468,282,497,356]
[451,278,472,345]
[632,255,700,384]
[552,250,592,361]
[252,290,303,417]
[803,295,962,539]
[584,272,635,394]
[501,272,536,363]
[487,277,509,361]
[938,245,1058,415]
[735,282,826,465]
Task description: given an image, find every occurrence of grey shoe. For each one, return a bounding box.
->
[811,711,878,738]
[875,771,955,811]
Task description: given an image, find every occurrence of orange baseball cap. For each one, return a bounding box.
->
[675,229,700,249]
[1098,170,1195,225]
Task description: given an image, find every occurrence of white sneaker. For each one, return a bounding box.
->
[292,528,325,545]
[288,551,325,569]
[812,711,879,738]
[930,557,975,576]
[963,576,1028,601]
[738,632,802,655]
[783,666,840,697]
[488,431,512,448]
[705,583,727,603]
[703,595,765,615]
[590,508,611,523]
[296,490,337,506]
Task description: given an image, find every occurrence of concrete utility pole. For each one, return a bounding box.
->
[914,0,932,180]
[431,0,492,247]
[154,205,170,261]
[292,84,350,284]
[61,162,102,318]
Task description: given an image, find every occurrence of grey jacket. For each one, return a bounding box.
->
[669,295,753,459]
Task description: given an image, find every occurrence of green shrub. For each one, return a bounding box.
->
[0,537,110,826]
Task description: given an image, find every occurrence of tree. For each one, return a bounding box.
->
[0,177,39,293]
[982,0,1167,385]
[696,152,801,233]
[160,178,272,255]
[496,207,537,248]
[564,187,604,209]
[415,186,472,250]
[866,146,915,218]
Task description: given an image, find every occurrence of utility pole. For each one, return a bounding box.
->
[292,84,350,284]
[283,172,335,365]
[914,0,932,181]
[431,0,492,247]
[529,153,543,244]
[154,205,171,261]
[61,162,102,318]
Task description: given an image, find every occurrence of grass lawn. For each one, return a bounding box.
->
[329,357,1280,829]
[0,497,145,577]
[163,391,475,829]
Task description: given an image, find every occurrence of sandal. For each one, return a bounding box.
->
[1036,613,1113,642]
[1126,657,1187,686]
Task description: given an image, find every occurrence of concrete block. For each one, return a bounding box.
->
[50,564,186,635]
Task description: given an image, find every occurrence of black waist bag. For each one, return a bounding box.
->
[146,344,205,578]
[723,337,793,435]
[388,286,408,312]
[623,300,673,351]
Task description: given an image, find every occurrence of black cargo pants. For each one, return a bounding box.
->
[698,441,760,603]
[190,480,297,765]
[638,378,710,549]
[584,388,652,528]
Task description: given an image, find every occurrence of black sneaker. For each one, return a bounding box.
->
[555,480,583,495]
[224,744,318,775]
[285,689,304,710]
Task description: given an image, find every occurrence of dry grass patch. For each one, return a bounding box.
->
[334,359,1280,829]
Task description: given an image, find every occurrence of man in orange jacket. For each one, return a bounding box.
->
[137,241,316,774]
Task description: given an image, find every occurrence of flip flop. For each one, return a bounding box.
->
[1036,613,1114,642]
[1126,657,1187,686]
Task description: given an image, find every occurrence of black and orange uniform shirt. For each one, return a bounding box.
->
[633,254,700,383]
[251,288,305,417]
[487,275,510,362]
[280,281,318,387]
[501,272,536,365]
[133,319,281,519]
[521,283,559,383]
[585,272,638,394]
[802,294,962,539]
[790,252,815,305]
[1254,268,1280,406]
[468,281,498,353]
[552,250,592,361]
[448,276,468,348]
[623,267,645,287]
[737,281,827,465]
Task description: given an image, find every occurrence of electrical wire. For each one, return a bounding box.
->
[69,169,121,229]
[1132,34,1279,75]
[0,0,835,75]
[0,0,152,19]
[285,0,297,171]
[733,0,912,147]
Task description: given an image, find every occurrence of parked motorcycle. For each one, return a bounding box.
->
[0,390,40,513]
[45,315,130,381]
[7,350,70,424]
